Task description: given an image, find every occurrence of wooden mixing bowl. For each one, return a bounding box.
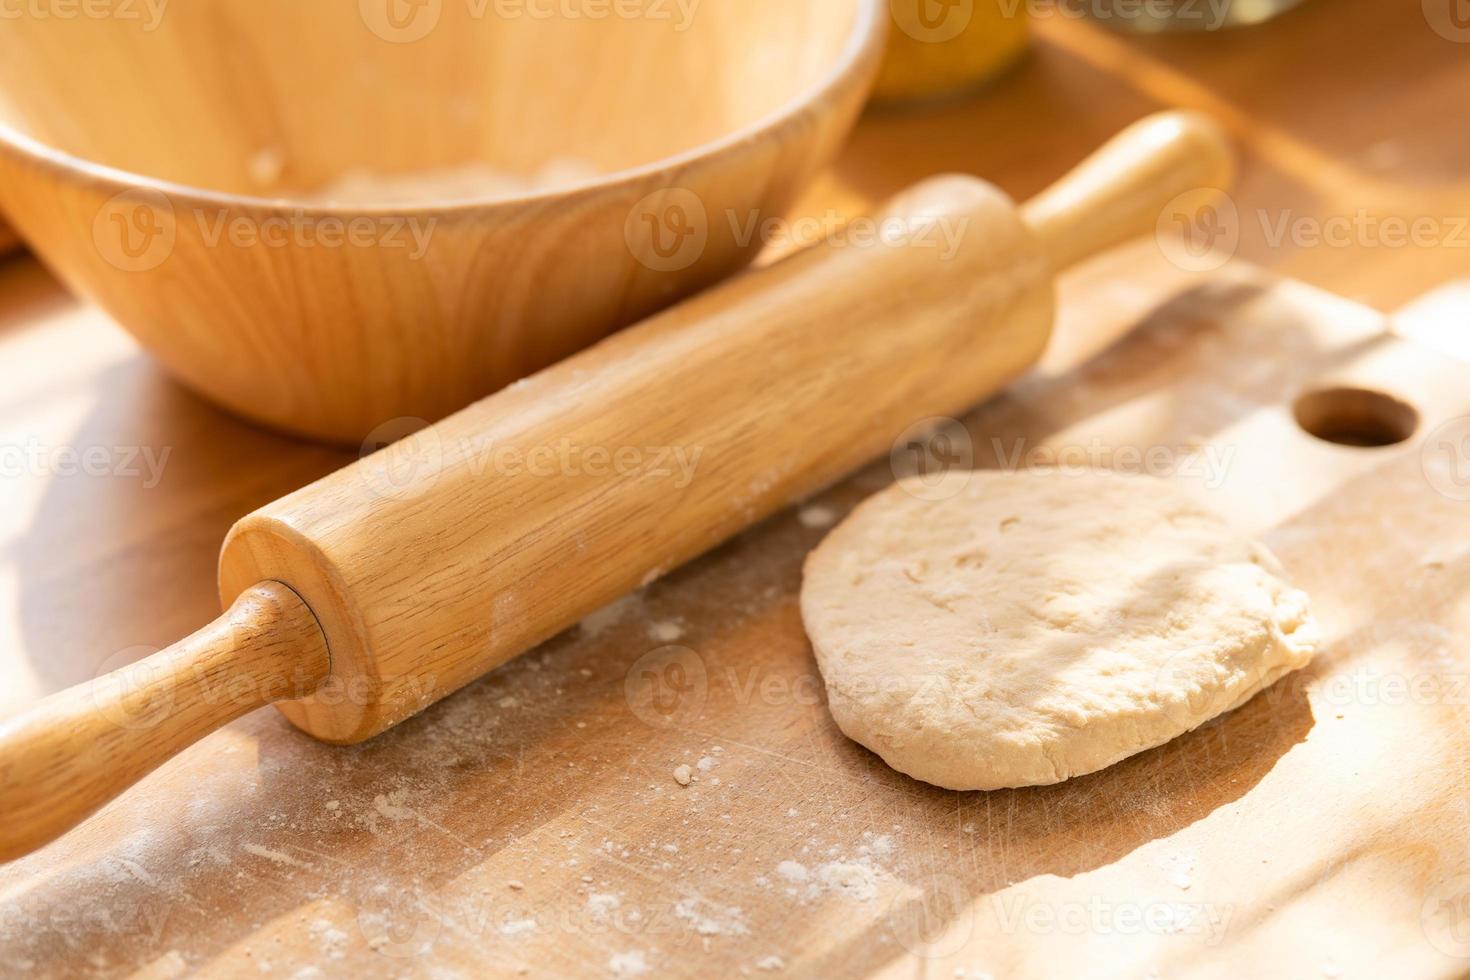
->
[0,0,885,443]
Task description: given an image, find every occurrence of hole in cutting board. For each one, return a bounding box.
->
[1292,386,1419,447]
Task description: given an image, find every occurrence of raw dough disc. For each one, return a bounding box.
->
[799,470,1318,790]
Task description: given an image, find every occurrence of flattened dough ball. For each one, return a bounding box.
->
[800,470,1318,790]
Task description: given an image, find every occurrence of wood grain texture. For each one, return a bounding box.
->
[0,582,328,863]
[213,112,1220,745]
[6,246,1469,979]
[1020,110,1233,271]
[1,1,1468,975]
[0,110,1226,858]
[0,0,886,443]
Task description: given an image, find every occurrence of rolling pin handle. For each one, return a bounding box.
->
[1021,110,1235,272]
[0,582,329,862]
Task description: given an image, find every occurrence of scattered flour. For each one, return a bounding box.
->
[609,950,650,977]
[304,158,602,206]
[776,861,809,884]
[1158,850,1197,891]
[798,504,837,529]
[696,756,716,772]
[373,792,416,822]
[775,850,886,903]
[673,898,749,937]
[587,893,621,921]
[648,620,686,642]
[755,954,787,972]
[816,861,879,902]
[308,920,349,961]
[580,594,641,638]
[1151,903,1200,936]
[498,916,538,938]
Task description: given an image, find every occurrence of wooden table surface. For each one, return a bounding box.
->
[2,2,1468,977]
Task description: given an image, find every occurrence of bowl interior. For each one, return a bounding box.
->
[0,0,867,202]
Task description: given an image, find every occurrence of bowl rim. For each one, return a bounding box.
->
[0,0,888,217]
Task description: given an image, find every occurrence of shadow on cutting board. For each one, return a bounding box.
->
[7,346,348,697]
[11,251,1463,976]
[0,481,1320,978]
[0,283,1331,978]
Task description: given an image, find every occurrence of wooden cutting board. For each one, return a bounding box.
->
[2,243,1469,979]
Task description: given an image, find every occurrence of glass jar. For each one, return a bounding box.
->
[872,0,1031,105]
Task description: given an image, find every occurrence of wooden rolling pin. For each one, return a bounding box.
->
[0,112,1232,862]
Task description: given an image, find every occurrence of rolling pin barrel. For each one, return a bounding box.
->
[221,173,1057,743]
[0,111,1232,860]
[221,110,1232,744]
